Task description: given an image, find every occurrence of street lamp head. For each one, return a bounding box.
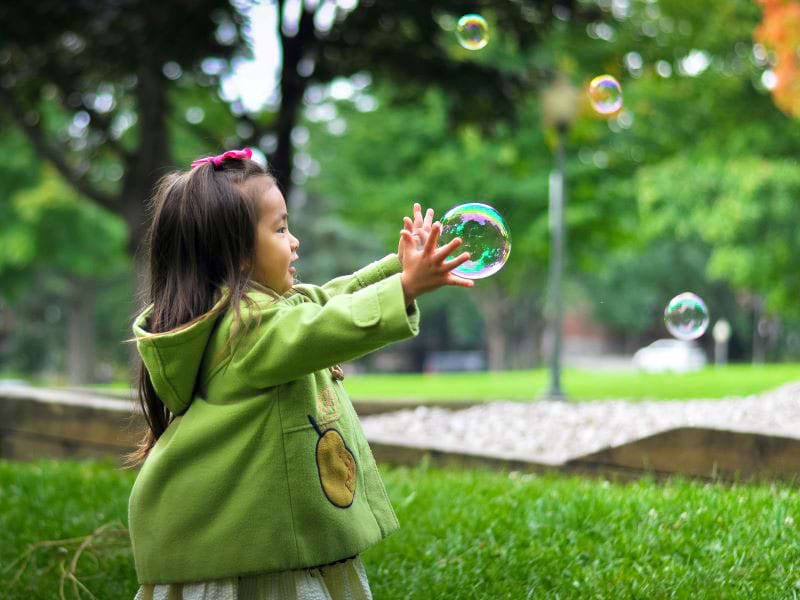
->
[541,74,580,130]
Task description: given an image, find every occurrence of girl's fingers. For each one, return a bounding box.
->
[413,203,423,228]
[433,236,463,261]
[423,208,434,230]
[443,251,471,271]
[446,273,475,288]
[403,216,414,232]
[424,222,442,254]
[400,229,414,249]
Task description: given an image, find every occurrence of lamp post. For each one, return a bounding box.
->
[541,74,579,401]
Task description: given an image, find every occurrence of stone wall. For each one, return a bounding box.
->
[0,386,143,467]
[0,386,476,469]
[4,386,798,483]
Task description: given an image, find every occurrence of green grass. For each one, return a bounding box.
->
[341,364,800,402]
[8,363,800,402]
[2,458,800,599]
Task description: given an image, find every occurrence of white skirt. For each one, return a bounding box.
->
[133,556,372,600]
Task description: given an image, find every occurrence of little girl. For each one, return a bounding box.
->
[123,148,473,600]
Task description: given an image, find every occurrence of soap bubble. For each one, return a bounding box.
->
[664,293,710,340]
[456,14,489,50]
[438,203,511,279]
[588,75,623,115]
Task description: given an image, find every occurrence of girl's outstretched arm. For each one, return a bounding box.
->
[229,272,419,388]
[293,253,403,305]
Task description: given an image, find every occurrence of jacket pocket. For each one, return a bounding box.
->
[307,415,357,508]
[282,422,383,565]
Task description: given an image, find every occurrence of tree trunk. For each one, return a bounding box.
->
[118,48,170,382]
[66,276,96,384]
[477,289,508,371]
[122,46,170,301]
[271,3,317,197]
[473,281,545,371]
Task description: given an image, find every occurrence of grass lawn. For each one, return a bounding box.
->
[341,363,800,402]
[7,363,800,402]
[2,457,799,599]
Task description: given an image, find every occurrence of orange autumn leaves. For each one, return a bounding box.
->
[755,0,800,117]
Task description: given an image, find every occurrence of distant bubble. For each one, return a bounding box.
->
[438,203,511,279]
[664,293,710,340]
[456,14,489,50]
[588,74,623,115]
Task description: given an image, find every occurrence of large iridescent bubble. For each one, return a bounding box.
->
[438,203,511,279]
[664,292,710,340]
[456,14,489,51]
[588,74,623,115]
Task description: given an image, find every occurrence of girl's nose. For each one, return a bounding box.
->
[290,234,300,250]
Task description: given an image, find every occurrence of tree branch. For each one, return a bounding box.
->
[35,62,133,163]
[0,87,119,214]
[79,103,132,161]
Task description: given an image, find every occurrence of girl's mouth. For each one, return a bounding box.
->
[289,266,296,274]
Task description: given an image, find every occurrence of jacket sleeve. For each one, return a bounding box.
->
[229,272,420,388]
[292,253,403,306]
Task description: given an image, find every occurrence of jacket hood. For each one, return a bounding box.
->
[132,294,230,415]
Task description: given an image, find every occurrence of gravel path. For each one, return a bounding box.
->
[360,381,800,465]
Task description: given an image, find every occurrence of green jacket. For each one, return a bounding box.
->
[128,253,420,585]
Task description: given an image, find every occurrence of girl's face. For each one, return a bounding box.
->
[249,180,299,294]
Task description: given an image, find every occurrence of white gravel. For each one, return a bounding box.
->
[359,381,800,465]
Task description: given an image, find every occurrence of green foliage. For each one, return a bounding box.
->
[303,82,636,303]
[3,458,800,598]
[639,156,800,317]
[583,238,750,348]
[6,0,800,371]
[5,168,128,277]
[0,166,130,373]
[556,0,800,347]
[318,1,582,125]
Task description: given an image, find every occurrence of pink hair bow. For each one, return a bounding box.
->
[190,147,253,169]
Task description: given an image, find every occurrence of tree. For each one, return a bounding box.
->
[0,0,579,287]
[0,164,129,381]
[638,155,800,318]
[552,0,800,359]
[307,0,800,365]
[0,0,587,377]
[303,78,644,368]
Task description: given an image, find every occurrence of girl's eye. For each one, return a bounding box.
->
[277,227,287,233]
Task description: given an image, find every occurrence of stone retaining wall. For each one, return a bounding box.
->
[0,387,143,466]
[0,387,478,469]
[3,386,798,483]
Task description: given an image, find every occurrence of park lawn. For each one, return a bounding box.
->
[13,363,800,402]
[340,363,800,402]
[1,458,799,599]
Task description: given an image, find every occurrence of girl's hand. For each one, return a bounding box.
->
[397,203,434,262]
[399,221,474,306]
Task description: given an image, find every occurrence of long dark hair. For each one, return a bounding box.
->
[121,156,278,470]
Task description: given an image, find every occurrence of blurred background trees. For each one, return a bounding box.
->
[1,0,799,383]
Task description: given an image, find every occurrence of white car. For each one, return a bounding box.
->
[632,339,707,373]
